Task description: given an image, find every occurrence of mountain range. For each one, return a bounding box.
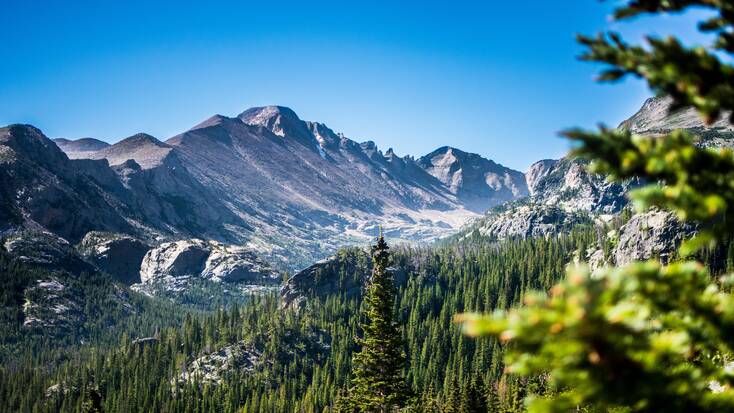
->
[1,105,528,269]
[2,95,727,272]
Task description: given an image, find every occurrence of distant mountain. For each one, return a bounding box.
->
[53,137,110,158]
[161,106,525,266]
[2,106,527,269]
[417,146,528,213]
[86,133,172,168]
[620,95,734,147]
[620,95,734,135]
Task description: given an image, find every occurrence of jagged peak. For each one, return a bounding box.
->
[420,146,493,166]
[237,105,313,141]
[305,121,340,147]
[360,140,377,150]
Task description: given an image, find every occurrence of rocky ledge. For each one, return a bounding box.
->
[135,239,281,294]
[77,231,150,284]
[614,209,695,266]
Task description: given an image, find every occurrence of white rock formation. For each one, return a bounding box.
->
[139,239,280,285]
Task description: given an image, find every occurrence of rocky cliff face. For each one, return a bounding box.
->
[0,125,136,242]
[471,203,591,240]
[613,209,695,266]
[136,239,280,293]
[528,157,633,215]
[456,95,733,242]
[1,230,139,337]
[525,159,558,196]
[3,230,96,274]
[457,155,631,241]
[76,232,150,285]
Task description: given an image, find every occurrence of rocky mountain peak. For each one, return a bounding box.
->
[116,133,167,148]
[619,95,734,135]
[418,146,528,213]
[306,121,340,148]
[420,146,502,171]
[423,145,459,162]
[238,106,311,140]
[0,125,69,168]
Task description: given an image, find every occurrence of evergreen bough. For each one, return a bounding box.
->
[458,1,734,412]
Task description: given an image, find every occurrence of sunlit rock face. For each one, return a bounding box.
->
[614,209,695,266]
[137,239,280,292]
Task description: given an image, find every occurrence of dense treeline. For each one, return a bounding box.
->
[0,226,601,412]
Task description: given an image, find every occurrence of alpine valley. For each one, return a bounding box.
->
[1,96,732,412]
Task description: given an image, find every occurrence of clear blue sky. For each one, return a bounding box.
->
[0,1,709,170]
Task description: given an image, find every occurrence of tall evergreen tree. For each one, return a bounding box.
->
[81,386,104,413]
[344,235,409,412]
[461,376,488,413]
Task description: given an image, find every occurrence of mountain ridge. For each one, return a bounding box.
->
[3,106,527,269]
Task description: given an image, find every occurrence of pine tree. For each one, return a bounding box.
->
[461,376,488,413]
[81,386,104,413]
[344,235,410,412]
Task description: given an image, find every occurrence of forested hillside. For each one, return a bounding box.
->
[1,226,603,412]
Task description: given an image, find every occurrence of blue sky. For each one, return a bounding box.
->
[0,1,710,170]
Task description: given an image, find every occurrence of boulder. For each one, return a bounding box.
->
[139,239,279,285]
[202,242,280,283]
[178,341,262,385]
[614,209,695,266]
[139,239,210,283]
